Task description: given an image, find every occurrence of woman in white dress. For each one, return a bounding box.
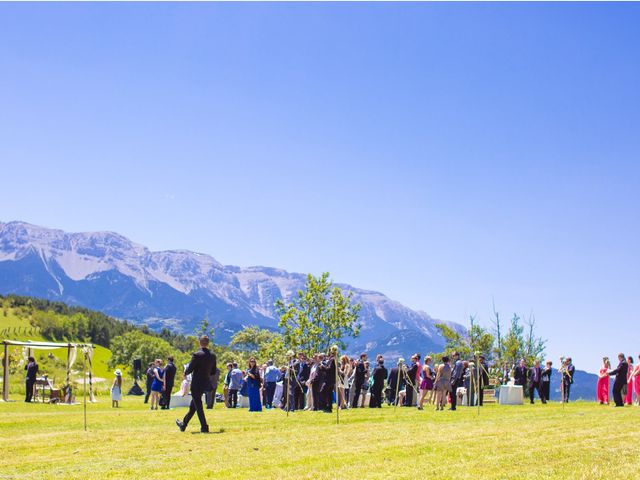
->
[111,369,122,408]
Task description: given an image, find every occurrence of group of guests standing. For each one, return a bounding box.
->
[597,354,640,407]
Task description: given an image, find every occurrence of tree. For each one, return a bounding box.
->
[108,331,178,375]
[435,315,494,359]
[195,316,214,341]
[229,326,286,365]
[275,272,361,356]
[498,313,546,366]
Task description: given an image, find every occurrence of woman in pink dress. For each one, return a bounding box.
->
[634,355,640,406]
[596,357,610,405]
[624,356,634,405]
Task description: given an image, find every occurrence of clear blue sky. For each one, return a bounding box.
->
[1,3,638,373]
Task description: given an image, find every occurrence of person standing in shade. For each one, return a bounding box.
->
[541,360,553,402]
[176,336,217,433]
[262,360,279,409]
[529,359,545,404]
[24,356,38,403]
[369,357,387,408]
[352,353,367,408]
[608,353,629,407]
[161,356,176,410]
[449,352,464,411]
[561,357,575,403]
[144,362,154,404]
[245,357,262,412]
[596,357,610,405]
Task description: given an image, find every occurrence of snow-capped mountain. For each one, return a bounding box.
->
[0,221,461,356]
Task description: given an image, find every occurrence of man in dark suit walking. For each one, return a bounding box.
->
[24,356,38,402]
[176,336,217,433]
[528,359,545,404]
[608,353,629,407]
[449,352,464,411]
[161,356,176,410]
[352,353,367,408]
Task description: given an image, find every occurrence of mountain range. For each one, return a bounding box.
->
[0,221,460,357]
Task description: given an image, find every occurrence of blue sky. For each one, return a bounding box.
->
[1,3,638,373]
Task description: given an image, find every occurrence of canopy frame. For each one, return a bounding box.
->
[2,340,94,402]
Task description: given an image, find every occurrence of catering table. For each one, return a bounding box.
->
[498,385,524,405]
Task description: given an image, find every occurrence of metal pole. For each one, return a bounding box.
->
[476,353,481,416]
[285,358,291,417]
[393,360,403,413]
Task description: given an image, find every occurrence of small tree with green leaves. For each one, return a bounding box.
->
[275,272,361,356]
[230,326,287,365]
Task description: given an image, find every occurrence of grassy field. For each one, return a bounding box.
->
[0,398,638,480]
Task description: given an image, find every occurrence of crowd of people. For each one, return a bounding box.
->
[597,354,640,407]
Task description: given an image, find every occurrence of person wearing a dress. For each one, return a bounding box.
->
[245,357,263,412]
[625,356,634,405]
[596,357,610,405]
[418,356,435,410]
[150,359,165,410]
[434,356,452,411]
[634,355,640,406]
[337,355,351,409]
[541,361,553,402]
[111,369,123,408]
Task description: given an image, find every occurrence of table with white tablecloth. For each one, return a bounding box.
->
[498,385,523,405]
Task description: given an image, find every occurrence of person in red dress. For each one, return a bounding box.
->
[625,356,634,405]
[633,355,640,406]
[596,357,610,405]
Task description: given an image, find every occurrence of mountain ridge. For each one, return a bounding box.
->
[0,220,460,356]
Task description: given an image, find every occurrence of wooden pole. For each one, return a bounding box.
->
[83,351,87,431]
[2,342,9,402]
[334,350,339,425]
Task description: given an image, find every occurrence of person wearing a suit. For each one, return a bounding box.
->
[478,355,490,406]
[561,357,575,402]
[514,359,528,388]
[24,356,38,403]
[608,353,629,407]
[541,360,553,403]
[318,347,337,413]
[161,356,177,410]
[176,336,217,433]
[294,353,311,410]
[449,352,464,411]
[387,362,405,405]
[352,353,367,408]
[403,355,419,407]
[369,358,387,408]
[528,359,545,404]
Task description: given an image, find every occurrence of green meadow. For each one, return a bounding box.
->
[0,398,637,480]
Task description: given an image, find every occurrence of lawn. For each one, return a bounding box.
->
[0,399,637,479]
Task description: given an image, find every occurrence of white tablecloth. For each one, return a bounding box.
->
[498,385,523,405]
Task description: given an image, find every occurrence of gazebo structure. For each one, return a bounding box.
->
[2,340,95,402]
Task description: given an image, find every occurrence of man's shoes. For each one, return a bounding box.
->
[448,407,456,411]
[530,401,534,404]
[201,427,209,433]
[175,419,186,432]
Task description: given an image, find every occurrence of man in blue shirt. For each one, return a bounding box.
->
[227,362,244,408]
[263,360,279,409]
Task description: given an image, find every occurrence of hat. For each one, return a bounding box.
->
[114,369,122,376]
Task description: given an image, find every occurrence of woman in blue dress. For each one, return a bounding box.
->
[150,359,165,410]
[245,357,262,412]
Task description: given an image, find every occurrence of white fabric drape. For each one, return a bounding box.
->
[68,346,77,370]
